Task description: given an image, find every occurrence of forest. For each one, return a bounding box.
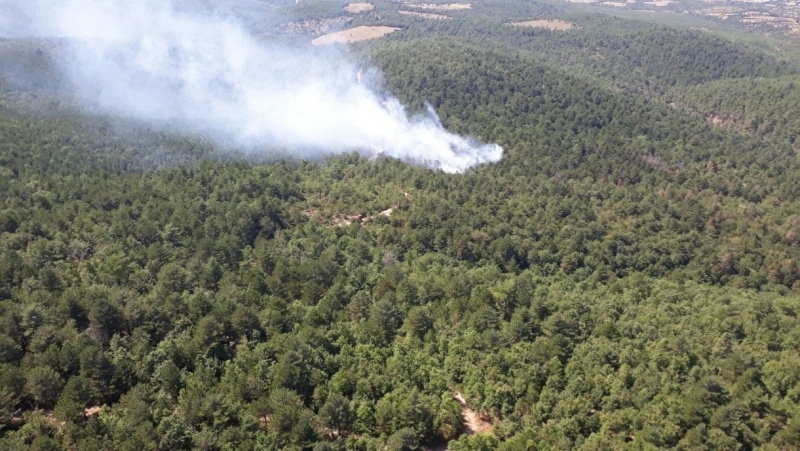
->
[3,0,800,450]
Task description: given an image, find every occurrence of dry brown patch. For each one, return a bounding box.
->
[509,19,576,30]
[312,26,400,45]
[334,214,365,227]
[404,2,472,11]
[43,411,66,429]
[399,10,452,19]
[258,415,271,429]
[453,391,493,434]
[345,2,374,13]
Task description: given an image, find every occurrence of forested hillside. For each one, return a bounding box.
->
[4,1,800,450]
[674,76,800,146]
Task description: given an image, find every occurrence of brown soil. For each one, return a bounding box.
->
[43,411,66,428]
[453,391,493,434]
[333,214,361,227]
[312,26,401,45]
[398,10,452,19]
[404,2,472,11]
[508,19,576,30]
[334,207,394,226]
[344,2,374,13]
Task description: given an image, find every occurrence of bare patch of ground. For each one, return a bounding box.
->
[345,2,374,13]
[258,415,271,429]
[312,26,400,45]
[453,391,493,434]
[333,214,365,227]
[644,0,673,5]
[330,207,396,227]
[707,114,734,127]
[642,154,671,173]
[399,10,452,19]
[43,411,65,429]
[508,19,576,30]
[404,2,472,11]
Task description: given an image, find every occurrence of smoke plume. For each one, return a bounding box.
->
[2,0,503,173]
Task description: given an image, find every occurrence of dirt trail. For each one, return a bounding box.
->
[453,391,493,434]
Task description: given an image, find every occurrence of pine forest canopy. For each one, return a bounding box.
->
[3,0,800,450]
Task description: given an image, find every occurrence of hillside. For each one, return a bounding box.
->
[3,1,800,450]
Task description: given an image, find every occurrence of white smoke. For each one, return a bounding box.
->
[3,0,503,173]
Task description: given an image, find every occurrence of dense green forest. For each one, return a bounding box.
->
[4,1,800,450]
[674,76,800,146]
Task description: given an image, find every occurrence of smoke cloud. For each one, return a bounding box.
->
[2,0,503,173]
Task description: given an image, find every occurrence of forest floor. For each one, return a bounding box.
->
[312,26,401,45]
[423,393,493,451]
[453,391,493,434]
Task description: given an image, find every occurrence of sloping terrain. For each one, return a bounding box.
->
[4,1,800,450]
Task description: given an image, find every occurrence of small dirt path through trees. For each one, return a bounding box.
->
[452,391,493,434]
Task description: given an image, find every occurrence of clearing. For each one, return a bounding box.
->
[312,26,401,45]
[403,2,472,11]
[453,391,493,434]
[399,10,452,19]
[344,3,374,13]
[707,114,733,127]
[509,19,576,30]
